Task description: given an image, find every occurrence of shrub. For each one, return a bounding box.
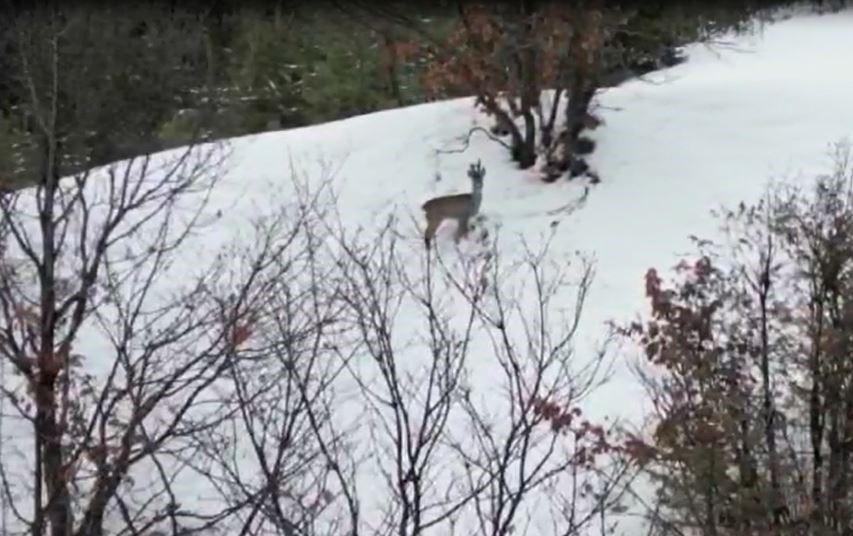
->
[623,142,853,533]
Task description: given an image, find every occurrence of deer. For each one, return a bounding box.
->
[421,160,485,249]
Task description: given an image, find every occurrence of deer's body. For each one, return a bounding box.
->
[421,161,485,249]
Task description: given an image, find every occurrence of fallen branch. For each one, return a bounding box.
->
[509,185,591,221]
[546,185,591,215]
[435,126,513,156]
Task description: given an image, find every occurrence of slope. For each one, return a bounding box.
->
[1,6,853,535]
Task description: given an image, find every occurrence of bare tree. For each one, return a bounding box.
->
[318,209,632,536]
[0,131,373,536]
[0,9,359,533]
[176,177,363,536]
[442,237,632,536]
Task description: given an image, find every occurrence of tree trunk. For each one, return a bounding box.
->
[546,71,597,180]
[540,88,562,150]
[517,34,538,168]
[548,4,602,181]
[513,0,539,171]
[35,132,74,536]
[382,34,404,107]
[809,294,826,525]
[482,95,535,169]
[757,255,783,527]
[514,117,537,169]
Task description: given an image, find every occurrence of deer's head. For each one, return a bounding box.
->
[467,160,486,187]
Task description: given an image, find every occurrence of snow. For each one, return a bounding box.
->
[3,6,853,535]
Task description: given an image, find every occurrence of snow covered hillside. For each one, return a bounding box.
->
[3,6,853,535]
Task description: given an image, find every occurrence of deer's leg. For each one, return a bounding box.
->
[454,216,470,243]
[424,216,440,249]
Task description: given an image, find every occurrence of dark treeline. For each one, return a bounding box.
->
[0,0,845,187]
